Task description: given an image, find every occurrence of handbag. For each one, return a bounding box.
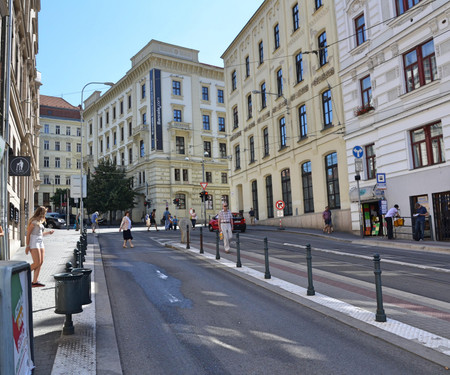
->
[394,218,404,227]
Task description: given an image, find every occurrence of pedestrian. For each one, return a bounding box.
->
[218,202,234,253]
[145,213,151,231]
[249,207,255,225]
[168,215,174,230]
[322,206,332,234]
[0,224,3,237]
[163,207,171,230]
[25,206,54,287]
[385,204,399,240]
[91,211,99,233]
[119,211,134,248]
[191,209,197,229]
[413,203,427,241]
[76,212,81,231]
[173,216,178,231]
[150,209,159,231]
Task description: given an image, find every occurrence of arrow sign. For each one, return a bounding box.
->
[276,200,285,210]
[200,182,208,190]
[352,146,364,159]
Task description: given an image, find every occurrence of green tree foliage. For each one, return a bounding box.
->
[84,159,138,216]
[51,188,74,210]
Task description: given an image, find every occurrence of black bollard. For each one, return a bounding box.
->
[200,227,204,254]
[63,314,75,335]
[373,254,387,322]
[216,231,220,260]
[236,232,242,267]
[186,225,190,249]
[264,237,271,279]
[306,244,315,296]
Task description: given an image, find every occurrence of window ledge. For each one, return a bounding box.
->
[297,136,308,143]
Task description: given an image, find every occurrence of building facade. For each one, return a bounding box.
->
[221,0,351,231]
[336,0,450,240]
[0,0,40,258]
[83,40,229,224]
[38,95,81,213]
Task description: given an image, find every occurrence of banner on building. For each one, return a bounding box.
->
[150,68,163,151]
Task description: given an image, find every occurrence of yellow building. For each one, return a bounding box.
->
[221,0,350,231]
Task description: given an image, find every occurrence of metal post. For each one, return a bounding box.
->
[373,254,387,322]
[202,160,207,227]
[236,232,242,267]
[306,244,315,296]
[186,225,190,249]
[264,237,271,279]
[215,230,220,260]
[356,174,364,237]
[199,226,204,254]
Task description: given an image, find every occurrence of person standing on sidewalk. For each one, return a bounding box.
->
[249,208,255,225]
[119,211,134,248]
[414,203,427,241]
[163,207,171,231]
[150,209,159,231]
[25,206,54,287]
[218,203,234,253]
[191,209,198,229]
[385,204,399,240]
[322,206,332,234]
[91,211,99,233]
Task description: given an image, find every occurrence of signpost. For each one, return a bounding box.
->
[353,146,364,237]
[276,200,285,230]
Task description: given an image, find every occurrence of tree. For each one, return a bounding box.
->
[84,159,138,222]
[50,188,75,212]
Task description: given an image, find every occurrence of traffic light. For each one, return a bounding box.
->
[173,199,177,205]
[144,201,148,207]
[199,191,204,201]
[204,191,208,200]
[173,198,180,206]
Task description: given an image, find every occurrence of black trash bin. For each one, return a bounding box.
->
[71,268,92,305]
[54,272,83,314]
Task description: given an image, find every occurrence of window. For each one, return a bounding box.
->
[113,106,116,119]
[231,70,237,91]
[245,56,250,78]
[66,127,71,136]
[55,141,60,151]
[206,194,213,210]
[44,124,49,134]
[128,122,132,137]
[174,109,182,122]
[263,127,269,157]
[322,90,333,128]
[113,132,117,146]
[100,115,103,128]
[318,32,327,66]
[249,136,255,163]
[206,172,212,183]
[259,41,264,65]
[218,117,225,132]
[218,89,224,103]
[261,82,267,109]
[365,144,376,179]
[173,80,181,96]
[233,106,239,129]
[325,152,340,209]
[360,76,372,107]
[55,125,60,135]
[183,169,188,182]
[66,158,72,169]
[140,140,145,157]
[276,68,283,97]
[44,157,49,168]
[202,86,209,101]
[121,127,124,141]
[106,111,109,124]
[66,176,71,185]
[44,176,50,185]
[176,136,185,155]
[55,157,61,168]
[174,169,180,181]
[128,147,133,164]
[203,115,210,130]
[293,4,299,31]
[299,105,307,138]
[77,128,81,136]
[302,161,314,213]
[404,40,436,93]
[66,142,71,152]
[90,123,93,135]
[220,143,227,158]
[142,112,147,124]
[315,0,323,10]
[396,0,421,16]
[274,24,280,50]
[279,117,287,148]
[141,83,146,99]
[128,94,132,109]
[281,169,292,216]
[100,140,103,153]
[221,173,228,184]
[295,52,303,83]
[247,94,252,119]
[55,175,61,185]
[266,175,274,218]
[204,141,211,157]
[44,140,49,150]
[355,14,366,46]
[252,180,259,220]
[120,101,124,114]
[121,153,125,165]
[235,145,241,170]
[175,193,186,209]
[77,159,81,169]
[410,122,445,169]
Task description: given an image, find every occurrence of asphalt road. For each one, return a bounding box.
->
[99,229,447,374]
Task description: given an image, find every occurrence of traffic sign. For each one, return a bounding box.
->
[352,146,364,159]
[276,200,285,210]
[200,182,208,190]
[376,173,386,183]
[355,158,363,172]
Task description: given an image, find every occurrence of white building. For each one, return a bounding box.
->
[335,0,450,240]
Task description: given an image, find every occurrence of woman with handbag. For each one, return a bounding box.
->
[119,211,134,248]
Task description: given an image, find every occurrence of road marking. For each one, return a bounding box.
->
[156,270,168,279]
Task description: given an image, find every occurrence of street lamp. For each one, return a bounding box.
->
[80,81,114,230]
[201,151,209,227]
[252,89,288,111]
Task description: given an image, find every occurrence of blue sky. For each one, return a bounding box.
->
[37,1,263,106]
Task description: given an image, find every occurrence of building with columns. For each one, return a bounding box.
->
[83,40,229,224]
[221,0,351,231]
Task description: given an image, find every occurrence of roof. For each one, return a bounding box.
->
[40,95,79,110]
[40,95,81,120]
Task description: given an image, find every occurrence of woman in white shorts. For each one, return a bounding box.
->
[26,206,54,287]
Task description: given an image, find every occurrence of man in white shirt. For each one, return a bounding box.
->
[385,204,399,239]
[218,203,234,253]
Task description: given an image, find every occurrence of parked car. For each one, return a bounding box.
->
[209,212,246,233]
[45,213,66,229]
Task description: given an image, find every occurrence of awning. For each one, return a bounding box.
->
[349,184,384,202]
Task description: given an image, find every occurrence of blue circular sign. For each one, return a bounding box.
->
[352,146,364,159]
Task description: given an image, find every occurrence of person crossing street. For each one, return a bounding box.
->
[218,203,234,253]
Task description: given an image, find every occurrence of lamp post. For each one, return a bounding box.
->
[80,82,114,230]
[201,156,207,227]
[252,89,288,112]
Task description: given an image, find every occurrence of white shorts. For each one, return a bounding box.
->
[29,234,44,249]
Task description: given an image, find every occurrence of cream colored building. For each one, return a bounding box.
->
[38,95,81,214]
[83,40,229,224]
[221,0,350,231]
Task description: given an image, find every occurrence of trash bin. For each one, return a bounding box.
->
[71,268,92,305]
[54,272,83,314]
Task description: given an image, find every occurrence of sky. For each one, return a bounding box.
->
[37,0,263,106]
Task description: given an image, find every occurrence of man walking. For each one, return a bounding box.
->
[385,204,399,240]
[218,203,234,253]
[91,211,99,233]
[249,208,255,225]
[414,203,427,241]
[163,207,171,231]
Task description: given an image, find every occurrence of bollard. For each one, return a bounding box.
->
[186,225,190,249]
[236,232,242,267]
[306,244,315,296]
[65,262,73,272]
[373,254,387,322]
[216,230,220,260]
[264,237,271,279]
[200,227,204,254]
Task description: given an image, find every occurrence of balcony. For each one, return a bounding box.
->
[132,123,149,139]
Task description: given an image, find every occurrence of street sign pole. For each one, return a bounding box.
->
[354,154,364,238]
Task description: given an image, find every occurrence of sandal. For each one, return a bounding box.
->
[32,282,45,288]
[123,245,127,248]
[130,244,134,248]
